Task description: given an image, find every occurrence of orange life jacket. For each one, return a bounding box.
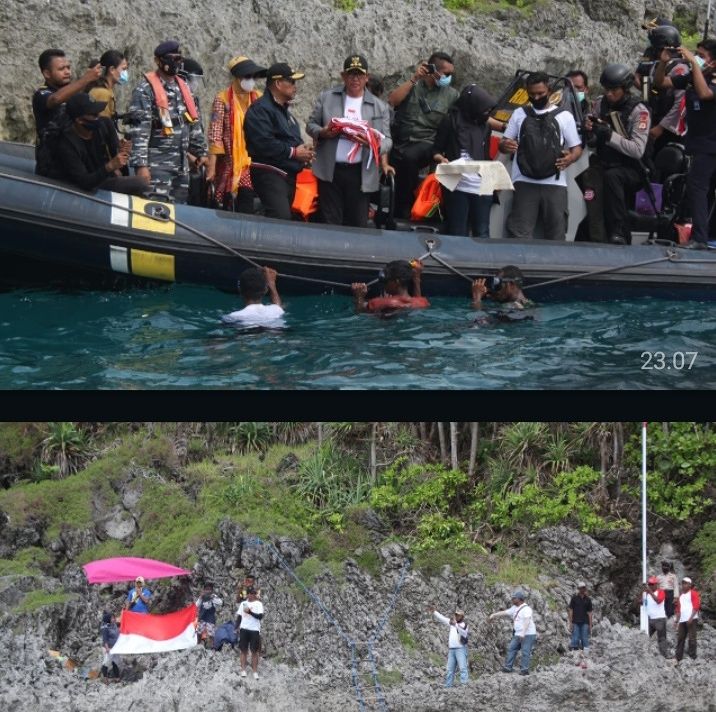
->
[410,172,442,221]
[291,168,319,221]
[144,71,199,136]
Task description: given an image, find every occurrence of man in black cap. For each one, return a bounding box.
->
[128,40,208,203]
[244,62,314,219]
[54,93,148,195]
[306,54,394,227]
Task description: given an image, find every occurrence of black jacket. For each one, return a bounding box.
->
[55,118,119,191]
[432,113,492,162]
[244,91,304,175]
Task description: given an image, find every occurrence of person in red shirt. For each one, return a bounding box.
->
[674,577,701,663]
[641,576,668,657]
[351,260,429,315]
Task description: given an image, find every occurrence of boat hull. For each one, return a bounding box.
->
[2,141,715,299]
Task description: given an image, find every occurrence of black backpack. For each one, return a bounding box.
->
[516,106,566,180]
[35,106,71,179]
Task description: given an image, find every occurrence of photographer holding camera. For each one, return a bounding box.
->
[388,52,458,218]
[582,64,651,245]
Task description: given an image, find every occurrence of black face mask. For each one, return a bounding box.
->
[530,95,549,110]
[161,55,182,76]
[80,119,101,132]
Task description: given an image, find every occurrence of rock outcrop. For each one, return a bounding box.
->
[1,512,715,712]
[0,0,705,142]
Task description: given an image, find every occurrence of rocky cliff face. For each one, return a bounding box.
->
[0,0,697,143]
[1,510,715,712]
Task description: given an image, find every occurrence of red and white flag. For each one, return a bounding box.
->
[111,604,197,655]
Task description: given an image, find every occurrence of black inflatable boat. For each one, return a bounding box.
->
[1,140,715,300]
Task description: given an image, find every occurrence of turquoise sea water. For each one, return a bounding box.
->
[0,285,714,389]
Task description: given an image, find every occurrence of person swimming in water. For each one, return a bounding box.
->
[471,265,535,323]
[351,259,429,315]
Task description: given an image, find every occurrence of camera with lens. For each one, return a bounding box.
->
[665,47,681,59]
[425,62,437,74]
[486,276,505,292]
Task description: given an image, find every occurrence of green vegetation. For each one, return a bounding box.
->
[443,0,540,16]
[674,8,702,49]
[334,0,360,10]
[625,422,715,521]
[0,422,713,596]
[0,547,51,576]
[13,590,74,613]
[692,521,716,577]
[392,615,417,651]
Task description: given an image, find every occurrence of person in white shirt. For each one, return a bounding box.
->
[639,576,668,657]
[499,72,582,240]
[430,605,469,687]
[674,577,701,664]
[236,587,264,679]
[488,590,537,675]
[223,266,285,327]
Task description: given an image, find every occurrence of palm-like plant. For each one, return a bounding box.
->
[41,422,88,478]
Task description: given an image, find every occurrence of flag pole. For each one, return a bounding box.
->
[707,0,714,41]
[641,421,648,633]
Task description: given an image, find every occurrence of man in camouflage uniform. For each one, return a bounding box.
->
[583,63,651,244]
[128,40,207,203]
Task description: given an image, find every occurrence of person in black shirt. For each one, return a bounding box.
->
[568,582,593,664]
[244,62,314,219]
[667,41,716,247]
[33,49,102,174]
[55,93,148,195]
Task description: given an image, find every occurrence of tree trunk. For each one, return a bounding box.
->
[437,422,447,464]
[468,422,479,479]
[370,422,377,482]
[449,422,459,470]
[419,422,427,442]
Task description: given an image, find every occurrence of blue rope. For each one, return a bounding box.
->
[250,537,367,711]
[366,560,411,712]
[248,536,410,712]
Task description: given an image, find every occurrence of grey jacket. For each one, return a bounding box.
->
[306,86,392,193]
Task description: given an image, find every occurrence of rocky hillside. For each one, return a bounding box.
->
[0,431,714,712]
[0,0,704,143]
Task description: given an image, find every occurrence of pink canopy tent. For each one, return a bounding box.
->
[83,557,191,584]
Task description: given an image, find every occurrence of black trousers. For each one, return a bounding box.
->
[390,141,434,219]
[250,167,297,220]
[603,164,643,243]
[318,163,369,227]
[675,620,697,661]
[99,175,149,197]
[687,152,716,244]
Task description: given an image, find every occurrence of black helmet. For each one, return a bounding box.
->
[600,63,634,89]
[648,25,681,49]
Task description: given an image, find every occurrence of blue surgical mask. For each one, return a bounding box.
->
[695,56,707,69]
[437,74,452,88]
[118,69,129,85]
[576,91,586,103]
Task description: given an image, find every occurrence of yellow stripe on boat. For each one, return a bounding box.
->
[130,197,176,235]
[130,249,176,281]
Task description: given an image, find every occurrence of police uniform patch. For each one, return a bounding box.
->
[584,189,595,201]
[637,110,649,131]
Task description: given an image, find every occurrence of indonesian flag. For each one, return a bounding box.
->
[111,604,197,655]
[328,117,384,168]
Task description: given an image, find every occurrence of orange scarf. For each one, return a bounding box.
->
[218,84,259,193]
